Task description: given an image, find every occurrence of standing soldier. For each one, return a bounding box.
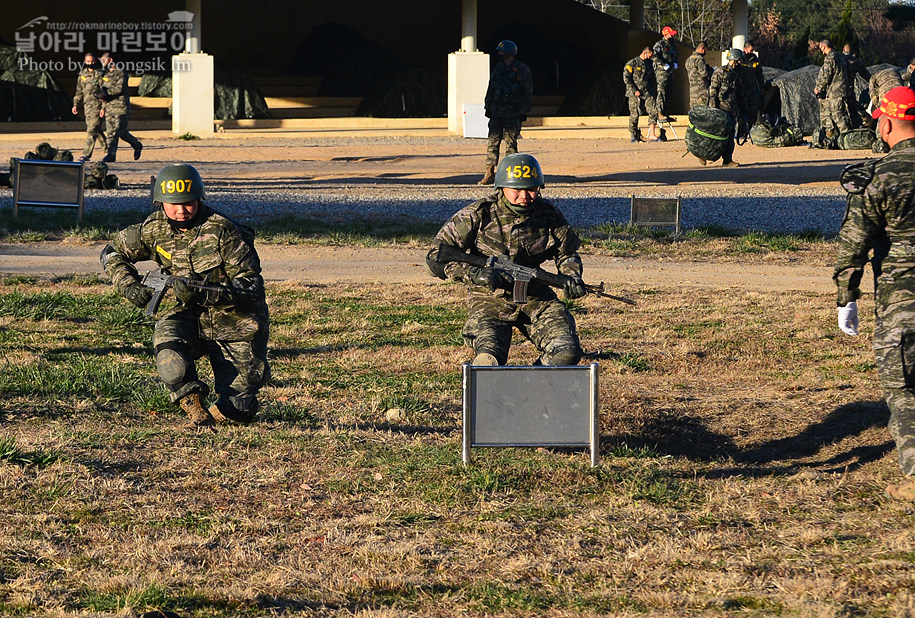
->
[708,49,742,167]
[685,41,713,109]
[738,40,765,129]
[71,52,106,162]
[623,47,661,142]
[100,163,270,427]
[814,39,852,140]
[900,57,915,87]
[99,52,143,163]
[427,153,585,367]
[652,26,679,122]
[478,40,533,186]
[843,44,871,129]
[869,67,904,152]
[834,86,915,501]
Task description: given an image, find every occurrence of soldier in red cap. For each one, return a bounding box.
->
[834,86,915,500]
[653,26,679,122]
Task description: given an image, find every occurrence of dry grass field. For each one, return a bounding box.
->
[1,228,913,617]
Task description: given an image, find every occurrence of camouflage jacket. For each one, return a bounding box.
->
[815,50,849,99]
[652,38,677,73]
[834,137,915,307]
[624,55,656,97]
[100,64,130,116]
[845,55,869,96]
[870,68,904,109]
[685,52,712,95]
[737,52,764,95]
[73,67,103,112]
[429,193,583,316]
[902,66,915,88]
[484,59,533,119]
[709,65,738,113]
[103,204,267,340]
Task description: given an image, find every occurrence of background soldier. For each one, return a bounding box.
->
[427,152,585,367]
[623,47,661,142]
[99,52,143,163]
[652,25,679,122]
[101,164,270,427]
[686,40,713,109]
[71,52,106,162]
[901,57,915,87]
[843,44,871,129]
[814,39,852,140]
[708,49,742,167]
[738,40,765,129]
[479,40,533,186]
[834,86,915,501]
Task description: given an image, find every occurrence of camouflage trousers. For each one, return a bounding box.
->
[105,113,141,160]
[819,96,851,135]
[628,94,658,137]
[873,298,915,475]
[484,117,522,168]
[152,308,270,415]
[689,90,709,110]
[82,105,106,158]
[462,296,582,366]
[656,69,673,117]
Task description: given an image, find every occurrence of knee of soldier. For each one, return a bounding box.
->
[543,344,582,367]
[155,347,191,388]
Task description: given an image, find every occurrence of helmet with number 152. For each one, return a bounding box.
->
[494,153,545,190]
[152,163,205,204]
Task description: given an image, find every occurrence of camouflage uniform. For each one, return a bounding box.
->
[709,65,738,162]
[685,50,712,108]
[902,66,915,88]
[652,37,677,118]
[815,49,852,135]
[844,53,871,129]
[834,136,915,476]
[100,63,142,161]
[737,52,765,128]
[73,67,106,159]
[623,55,659,140]
[103,204,270,417]
[428,193,583,366]
[483,59,533,168]
[870,69,904,111]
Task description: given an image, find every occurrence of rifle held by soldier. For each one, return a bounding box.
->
[141,270,224,316]
[435,243,636,305]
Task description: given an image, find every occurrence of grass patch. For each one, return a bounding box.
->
[0,435,59,468]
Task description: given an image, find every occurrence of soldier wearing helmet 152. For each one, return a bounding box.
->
[478,40,534,186]
[707,49,743,167]
[427,153,585,366]
[100,163,270,427]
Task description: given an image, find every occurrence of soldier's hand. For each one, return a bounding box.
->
[838,301,859,336]
[564,276,587,299]
[173,279,201,305]
[634,90,641,97]
[468,266,506,291]
[71,106,78,115]
[124,282,153,308]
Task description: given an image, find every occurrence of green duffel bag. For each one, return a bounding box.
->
[749,121,804,147]
[837,128,877,150]
[686,105,734,163]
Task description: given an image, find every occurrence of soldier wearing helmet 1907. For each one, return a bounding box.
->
[478,40,533,186]
[834,87,915,501]
[427,153,584,366]
[100,164,270,427]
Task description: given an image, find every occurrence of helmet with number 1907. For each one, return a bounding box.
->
[494,153,545,190]
[152,163,205,203]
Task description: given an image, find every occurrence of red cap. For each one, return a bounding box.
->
[662,26,677,36]
[873,86,915,120]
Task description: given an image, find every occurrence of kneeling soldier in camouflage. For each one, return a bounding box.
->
[101,163,270,426]
[427,152,585,366]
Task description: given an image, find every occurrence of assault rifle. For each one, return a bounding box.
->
[435,243,636,305]
[141,271,223,316]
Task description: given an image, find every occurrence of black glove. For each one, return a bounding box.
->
[563,276,587,299]
[93,87,109,101]
[123,282,153,308]
[468,266,508,291]
[172,279,201,305]
[174,279,234,307]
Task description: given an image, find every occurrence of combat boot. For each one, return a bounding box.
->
[721,160,740,167]
[472,352,499,366]
[208,403,255,425]
[477,166,495,186]
[886,477,915,500]
[178,393,214,427]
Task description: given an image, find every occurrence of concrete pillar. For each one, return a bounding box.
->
[629,0,645,29]
[448,0,490,135]
[185,0,202,53]
[172,53,214,136]
[732,0,748,51]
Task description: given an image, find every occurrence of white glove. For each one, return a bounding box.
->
[838,301,859,336]
[663,63,670,70]
[673,63,678,69]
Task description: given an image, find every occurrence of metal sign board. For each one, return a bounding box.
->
[13,158,85,223]
[463,363,599,466]
[630,194,681,234]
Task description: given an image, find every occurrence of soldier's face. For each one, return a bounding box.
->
[162,199,199,222]
[502,187,539,207]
